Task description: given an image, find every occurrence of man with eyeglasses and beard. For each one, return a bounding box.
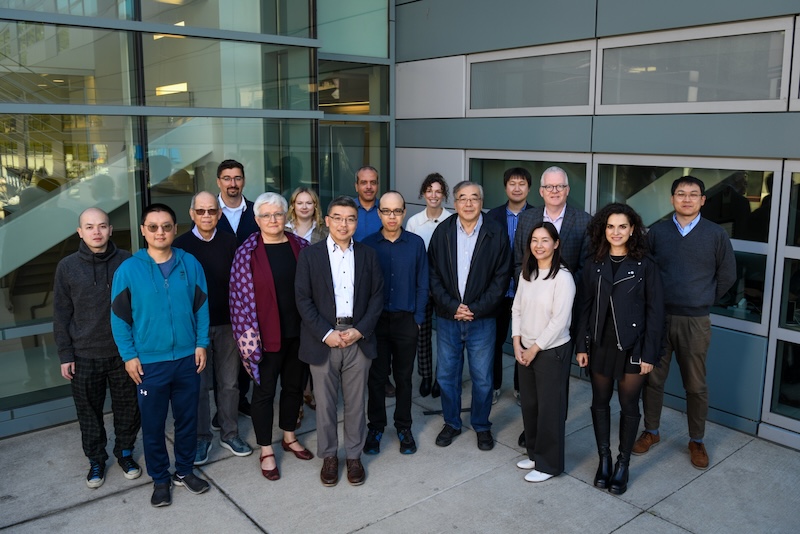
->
[111,203,211,507]
[174,192,253,467]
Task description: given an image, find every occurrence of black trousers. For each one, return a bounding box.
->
[493,296,520,391]
[72,355,140,464]
[368,311,418,431]
[250,337,307,446]
[518,341,572,475]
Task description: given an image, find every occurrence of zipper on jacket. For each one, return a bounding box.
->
[608,296,623,351]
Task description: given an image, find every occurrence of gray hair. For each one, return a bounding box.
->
[190,191,219,210]
[540,166,569,186]
[254,192,288,214]
[452,180,484,200]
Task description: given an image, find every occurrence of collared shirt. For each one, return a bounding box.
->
[456,214,483,301]
[218,194,246,233]
[327,235,355,318]
[405,208,453,249]
[543,204,567,232]
[673,212,702,237]
[505,203,527,297]
[285,220,317,242]
[362,228,429,324]
[353,197,382,242]
[191,226,217,242]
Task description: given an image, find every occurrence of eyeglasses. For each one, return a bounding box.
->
[257,212,286,221]
[144,223,174,233]
[219,176,244,183]
[541,184,568,192]
[674,192,703,200]
[328,215,357,225]
[379,208,405,217]
[192,208,219,216]
[455,196,481,205]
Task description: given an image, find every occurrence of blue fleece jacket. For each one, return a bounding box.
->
[111,248,209,364]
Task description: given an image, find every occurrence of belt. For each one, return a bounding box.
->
[335,316,353,326]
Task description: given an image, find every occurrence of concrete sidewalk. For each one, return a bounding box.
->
[1,357,798,534]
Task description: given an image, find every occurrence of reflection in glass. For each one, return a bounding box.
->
[0,22,133,105]
[3,0,127,19]
[772,341,800,421]
[597,164,772,242]
[710,252,764,323]
[319,61,389,115]
[469,159,587,210]
[602,31,785,105]
[787,173,800,248]
[471,51,591,109]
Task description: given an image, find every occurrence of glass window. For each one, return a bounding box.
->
[319,61,389,115]
[601,31,785,105]
[2,0,128,19]
[469,158,587,211]
[0,114,136,407]
[0,22,134,106]
[786,172,800,247]
[317,0,388,58]
[143,35,313,110]
[710,251,766,323]
[597,164,773,242]
[141,0,310,38]
[470,51,591,109]
[771,340,800,421]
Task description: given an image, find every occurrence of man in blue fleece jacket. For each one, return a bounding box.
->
[111,203,211,507]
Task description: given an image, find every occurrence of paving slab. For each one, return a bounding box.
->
[614,511,693,534]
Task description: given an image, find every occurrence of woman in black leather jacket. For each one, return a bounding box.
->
[576,203,664,496]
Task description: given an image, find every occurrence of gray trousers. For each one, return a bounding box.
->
[309,333,371,459]
[197,324,241,442]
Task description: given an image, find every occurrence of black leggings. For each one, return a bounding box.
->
[591,371,646,418]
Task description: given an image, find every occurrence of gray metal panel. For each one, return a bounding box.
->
[396,0,597,62]
[597,0,800,37]
[396,117,593,152]
[593,113,800,159]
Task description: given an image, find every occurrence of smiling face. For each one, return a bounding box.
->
[530,227,558,265]
[255,202,286,241]
[454,184,483,225]
[217,167,244,205]
[325,205,358,247]
[77,208,112,254]
[505,175,530,205]
[190,192,220,234]
[355,168,378,204]
[539,170,569,211]
[141,210,176,252]
[424,181,444,210]
[671,182,706,220]
[605,213,632,252]
[293,191,316,222]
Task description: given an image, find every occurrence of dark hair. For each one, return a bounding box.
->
[587,203,648,262]
[671,175,705,196]
[380,190,405,209]
[217,159,244,179]
[141,203,176,225]
[521,222,565,281]
[327,195,358,214]
[418,172,450,201]
[503,167,532,187]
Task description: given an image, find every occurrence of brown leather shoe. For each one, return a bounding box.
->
[320,456,338,487]
[346,459,365,485]
[688,441,709,469]
[632,431,660,455]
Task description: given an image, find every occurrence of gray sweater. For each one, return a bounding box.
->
[53,240,131,363]
[647,217,736,317]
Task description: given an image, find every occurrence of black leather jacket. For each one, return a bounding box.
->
[576,254,665,365]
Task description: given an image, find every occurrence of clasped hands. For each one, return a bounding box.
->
[325,328,363,348]
[453,304,474,322]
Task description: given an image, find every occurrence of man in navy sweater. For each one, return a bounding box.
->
[174,191,253,466]
[635,176,736,470]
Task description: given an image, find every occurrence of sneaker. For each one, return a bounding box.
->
[524,469,554,483]
[363,428,383,455]
[632,431,660,455]
[477,430,494,451]
[516,458,536,470]
[86,460,105,489]
[435,424,461,447]
[221,435,253,457]
[210,413,221,431]
[172,472,210,495]
[398,428,417,454]
[151,481,172,507]
[118,455,142,480]
[492,389,500,405]
[194,440,212,466]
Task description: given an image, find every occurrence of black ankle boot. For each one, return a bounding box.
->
[591,407,612,489]
[609,414,641,495]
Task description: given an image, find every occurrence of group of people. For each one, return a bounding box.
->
[53,160,735,508]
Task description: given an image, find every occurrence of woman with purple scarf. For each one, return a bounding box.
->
[229,192,313,481]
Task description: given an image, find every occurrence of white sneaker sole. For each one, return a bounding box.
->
[221,440,253,457]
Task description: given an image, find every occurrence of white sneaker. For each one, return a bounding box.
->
[492,389,500,405]
[524,470,554,483]
[516,458,536,470]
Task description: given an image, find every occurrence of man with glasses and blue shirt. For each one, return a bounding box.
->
[428,181,511,451]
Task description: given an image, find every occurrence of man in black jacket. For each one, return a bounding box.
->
[428,181,511,451]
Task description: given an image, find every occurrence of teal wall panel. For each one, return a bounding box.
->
[597,0,800,37]
[593,113,800,159]
[396,0,597,62]
[396,117,593,152]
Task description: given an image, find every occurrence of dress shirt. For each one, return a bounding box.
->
[191,226,217,242]
[543,204,567,233]
[456,215,483,301]
[673,213,702,237]
[405,208,453,249]
[219,194,246,233]
[353,197,382,242]
[327,235,355,318]
[505,203,527,297]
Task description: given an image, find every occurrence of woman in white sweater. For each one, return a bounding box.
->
[512,221,576,483]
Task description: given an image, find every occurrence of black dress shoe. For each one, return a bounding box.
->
[477,430,494,451]
[518,430,526,448]
[435,424,461,447]
[419,377,432,397]
[431,380,441,398]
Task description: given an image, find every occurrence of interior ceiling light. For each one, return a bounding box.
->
[153,21,186,40]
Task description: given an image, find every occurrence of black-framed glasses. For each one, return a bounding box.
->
[192,208,219,216]
[379,208,405,217]
[541,184,568,192]
[219,176,244,183]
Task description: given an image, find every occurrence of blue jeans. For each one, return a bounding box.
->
[435,316,495,432]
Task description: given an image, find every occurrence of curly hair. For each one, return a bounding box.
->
[418,172,450,201]
[587,203,649,262]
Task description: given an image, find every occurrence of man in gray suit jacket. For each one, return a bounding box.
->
[295,196,384,488]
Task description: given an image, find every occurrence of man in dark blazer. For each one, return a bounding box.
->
[295,196,384,487]
[485,167,535,404]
